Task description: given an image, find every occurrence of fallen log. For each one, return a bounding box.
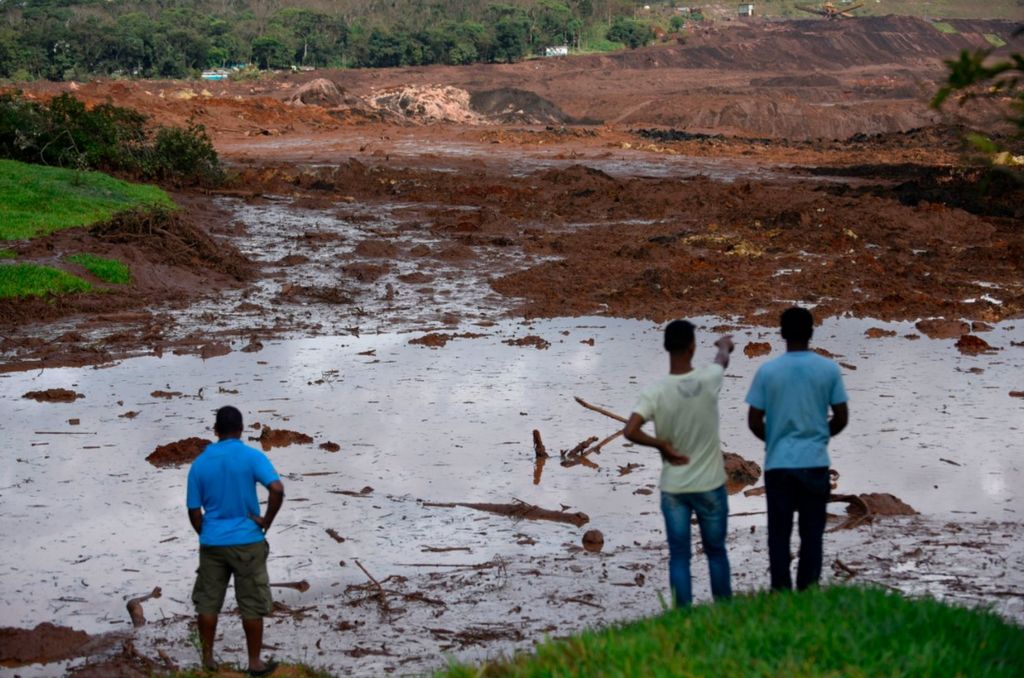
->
[126,587,162,627]
[422,499,589,527]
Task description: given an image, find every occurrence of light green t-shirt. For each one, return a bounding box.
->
[632,363,727,494]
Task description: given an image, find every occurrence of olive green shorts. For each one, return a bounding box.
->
[192,541,272,619]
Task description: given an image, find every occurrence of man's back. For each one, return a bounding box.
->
[634,363,726,493]
[187,439,278,546]
[746,351,846,470]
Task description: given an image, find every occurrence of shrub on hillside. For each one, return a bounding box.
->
[0,91,223,186]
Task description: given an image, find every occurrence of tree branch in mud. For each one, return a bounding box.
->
[422,500,589,527]
[353,559,390,614]
[533,429,549,459]
[125,586,162,627]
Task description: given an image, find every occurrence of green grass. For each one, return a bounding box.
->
[985,33,1008,48]
[0,159,174,240]
[65,253,131,285]
[0,263,91,298]
[440,586,1024,677]
[931,21,959,34]
[0,249,14,259]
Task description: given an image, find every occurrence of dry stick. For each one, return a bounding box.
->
[574,396,628,423]
[562,430,624,468]
[353,559,390,612]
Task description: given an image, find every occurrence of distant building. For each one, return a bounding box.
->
[738,3,754,17]
[545,45,569,57]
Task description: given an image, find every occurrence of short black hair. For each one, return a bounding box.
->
[664,320,696,353]
[214,405,244,436]
[780,306,814,343]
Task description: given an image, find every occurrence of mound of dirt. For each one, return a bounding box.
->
[90,209,253,282]
[723,452,762,494]
[743,342,771,358]
[503,335,551,350]
[370,85,481,124]
[146,437,211,467]
[22,388,83,403]
[915,319,969,339]
[0,623,93,666]
[287,78,345,107]
[469,88,577,125]
[256,426,313,450]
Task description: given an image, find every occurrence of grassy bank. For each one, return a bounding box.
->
[441,586,1024,677]
[0,159,173,241]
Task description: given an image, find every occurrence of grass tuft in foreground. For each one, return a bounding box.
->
[440,586,1024,677]
[0,159,173,240]
[66,253,131,285]
[0,263,91,298]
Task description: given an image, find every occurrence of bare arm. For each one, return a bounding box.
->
[188,508,203,536]
[829,402,848,437]
[714,334,735,370]
[249,480,285,534]
[747,406,766,442]
[623,413,689,465]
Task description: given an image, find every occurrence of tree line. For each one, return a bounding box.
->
[0,0,660,81]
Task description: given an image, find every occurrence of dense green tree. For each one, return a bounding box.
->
[606,15,653,49]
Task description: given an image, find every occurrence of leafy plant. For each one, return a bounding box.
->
[0,92,223,186]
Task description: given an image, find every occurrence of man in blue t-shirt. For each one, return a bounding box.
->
[746,307,848,591]
[187,406,285,676]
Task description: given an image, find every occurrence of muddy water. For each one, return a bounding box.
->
[1,316,1021,672]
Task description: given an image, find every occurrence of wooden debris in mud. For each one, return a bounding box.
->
[562,435,598,459]
[420,546,472,553]
[829,492,918,530]
[532,429,549,458]
[126,586,162,627]
[326,528,346,543]
[270,580,310,592]
[422,499,590,527]
[330,485,374,497]
[353,559,391,614]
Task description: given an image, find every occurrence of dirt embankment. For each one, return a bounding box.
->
[15,16,1019,141]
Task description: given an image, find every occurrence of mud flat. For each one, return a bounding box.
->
[1,316,1021,674]
[1,13,1022,674]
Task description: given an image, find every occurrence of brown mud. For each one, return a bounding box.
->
[0,623,115,668]
[255,426,315,450]
[2,16,1023,370]
[22,388,83,403]
[145,437,211,467]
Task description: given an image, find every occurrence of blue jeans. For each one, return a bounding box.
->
[660,484,732,607]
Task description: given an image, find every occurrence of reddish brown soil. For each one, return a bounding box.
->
[145,437,211,467]
[1,15,1021,371]
[22,388,83,403]
[0,623,94,667]
[255,427,314,450]
[724,452,763,495]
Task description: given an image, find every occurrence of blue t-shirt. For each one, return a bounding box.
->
[186,438,280,547]
[745,351,847,470]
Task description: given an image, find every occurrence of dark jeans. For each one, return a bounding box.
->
[660,484,732,607]
[765,467,830,591]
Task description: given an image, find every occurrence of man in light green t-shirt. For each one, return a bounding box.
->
[623,320,734,606]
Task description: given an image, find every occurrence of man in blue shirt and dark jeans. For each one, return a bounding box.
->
[187,406,285,676]
[746,307,848,591]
